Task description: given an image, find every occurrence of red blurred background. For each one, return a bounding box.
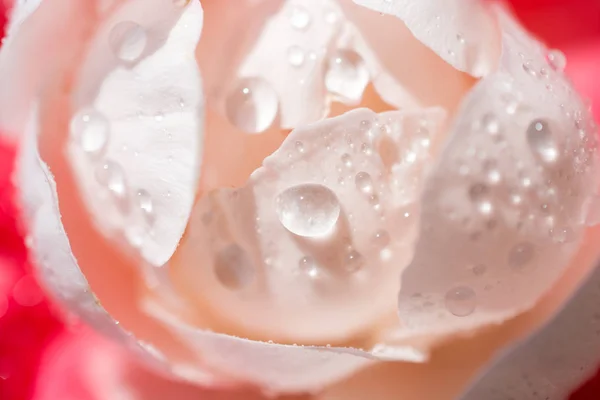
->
[0,0,599,399]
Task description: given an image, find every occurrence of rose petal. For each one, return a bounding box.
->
[395,5,600,342]
[353,0,500,77]
[65,0,203,266]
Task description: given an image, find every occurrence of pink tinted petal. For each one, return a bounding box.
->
[170,107,445,344]
[353,0,500,77]
[395,5,600,343]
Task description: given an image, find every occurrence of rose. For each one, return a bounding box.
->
[2,0,600,399]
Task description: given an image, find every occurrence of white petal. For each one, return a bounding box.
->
[67,0,204,266]
[395,5,600,342]
[353,0,500,77]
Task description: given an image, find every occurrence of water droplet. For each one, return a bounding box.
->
[276,184,340,237]
[137,189,153,219]
[96,161,127,198]
[295,141,305,153]
[522,60,537,76]
[287,45,305,67]
[325,9,339,24]
[341,153,352,168]
[345,250,364,272]
[547,49,567,72]
[508,241,534,269]
[527,119,558,163]
[456,33,465,44]
[355,172,374,194]
[299,256,318,278]
[225,78,279,134]
[109,21,147,62]
[325,49,369,102]
[214,244,254,290]
[472,264,487,276]
[70,109,109,156]
[481,113,502,140]
[468,184,493,215]
[445,286,476,317]
[483,160,501,184]
[372,230,390,248]
[290,6,311,30]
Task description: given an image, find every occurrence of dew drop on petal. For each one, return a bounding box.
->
[70,109,109,156]
[299,256,318,278]
[109,21,147,62]
[95,160,127,198]
[136,189,153,219]
[287,45,305,67]
[345,249,364,273]
[469,183,493,216]
[276,184,340,237]
[290,5,311,30]
[445,286,476,317]
[522,60,537,76]
[225,78,279,134]
[355,171,374,194]
[508,241,535,269]
[341,153,353,168]
[295,141,305,153]
[481,113,501,139]
[325,49,369,102]
[547,49,567,72]
[214,244,255,290]
[527,119,558,163]
[372,230,390,249]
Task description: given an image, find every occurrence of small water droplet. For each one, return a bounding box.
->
[295,141,305,153]
[225,78,279,134]
[456,33,465,44]
[137,189,153,219]
[96,161,127,198]
[508,241,534,269]
[469,184,493,215]
[290,5,311,30]
[325,49,369,102]
[214,244,255,290]
[70,109,109,156]
[527,119,558,163]
[547,49,567,72]
[276,184,340,237]
[522,60,537,76]
[355,172,374,194]
[445,286,476,317]
[287,45,305,67]
[341,153,352,168]
[472,264,487,276]
[483,160,501,184]
[299,256,318,278]
[345,250,364,272]
[372,230,390,248]
[109,21,147,62]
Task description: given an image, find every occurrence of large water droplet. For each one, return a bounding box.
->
[214,244,255,290]
[355,171,374,194]
[290,5,311,30]
[445,286,476,317]
[508,241,534,269]
[287,45,305,67]
[325,49,369,102]
[109,21,147,62]
[547,49,567,72]
[276,184,340,237]
[225,78,279,134]
[96,161,127,198]
[527,119,558,163]
[70,109,109,156]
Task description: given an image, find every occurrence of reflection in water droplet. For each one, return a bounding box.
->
[445,286,476,317]
[325,49,369,102]
[547,49,567,72]
[70,109,109,156]
[355,172,373,194]
[276,184,340,237]
[508,241,534,269]
[345,250,364,272]
[109,21,147,62]
[299,256,318,278]
[214,244,255,290]
[527,119,558,163]
[287,45,305,67]
[96,161,127,198]
[290,6,311,30]
[225,78,279,134]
